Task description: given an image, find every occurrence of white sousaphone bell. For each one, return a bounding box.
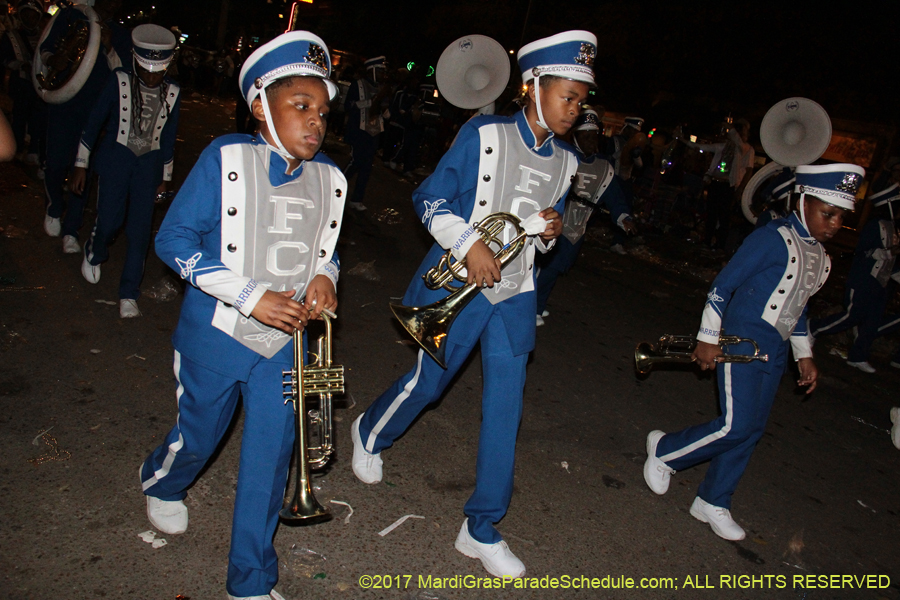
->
[32,4,102,104]
[741,97,833,223]
[435,34,510,110]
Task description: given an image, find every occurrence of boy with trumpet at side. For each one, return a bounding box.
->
[139,32,345,600]
[644,163,865,541]
[351,31,596,578]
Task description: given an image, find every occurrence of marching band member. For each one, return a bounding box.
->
[343,55,388,211]
[39,0,130,250]
[535,108,635,324]
[351,30,595,578]
[809,168,900,372]
[71,24,181,318]
[139,31,345,600]
[644,163,864,540]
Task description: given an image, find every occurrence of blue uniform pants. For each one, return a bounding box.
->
[655,352,785,509]
[810,280,895,363]
[358,303,527,544]
[83,146,161,300]
[44,102,89,237]
[343,127,378,206]
[140,350,296,598]
[535,236,583,316]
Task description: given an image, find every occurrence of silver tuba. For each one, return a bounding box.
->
[741,97,833,224]
[32,3,102,104]
[390,212,526,369]
[280,312,344,523]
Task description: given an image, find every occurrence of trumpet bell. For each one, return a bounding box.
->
[278,485,332,523]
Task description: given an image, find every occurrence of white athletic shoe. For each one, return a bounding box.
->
[62,235,80,254]
[535,315,545,327]
[890,407,900,450]
[146,495,188,535]
[643,430,674,495]
[351,415,382,484]
[227,589,286,600]
[610,243,627,255]
[44,214,61,237]
[120,299,141,318]
[454,519,525,578]
[847,360,876,374]
[690,496,746,541]
[540,310,550,318]
[81,256,100,284]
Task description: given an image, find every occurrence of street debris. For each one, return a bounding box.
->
[346,260,380,281]
[144,276,180,302]
[561,461,570,473]
[857,500,876,513]
[850,415,890,435]
[28,430,71,465]
[374,207,403,224]
[282,545,327,580]
[138,530,168,549]
[90,349,102,354]
[127,354,147,361]
[95,299,117,305]
[378,514,424,537]
[328,500,354,524]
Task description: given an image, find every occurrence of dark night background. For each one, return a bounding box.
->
[120,0,899,150]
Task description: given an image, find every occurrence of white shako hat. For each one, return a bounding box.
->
[132,24,176,73]
[574,109,601,132]
[238,31,337,158]
[517,30,596,132]
[869,181,900,220]
[623,116,644,132]
[794,163,865,211]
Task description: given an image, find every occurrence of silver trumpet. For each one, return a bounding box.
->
[635,333,768,377]
[280,311,344,523]
[390,212,527,369]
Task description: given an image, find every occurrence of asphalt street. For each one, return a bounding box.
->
[1,96,898,600]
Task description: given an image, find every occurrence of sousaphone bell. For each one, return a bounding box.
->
[32,2,102,104]
[435,34,510,110]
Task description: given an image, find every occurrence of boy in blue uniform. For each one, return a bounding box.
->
[809,175,900,372]
[139,31,345,600]
[71,24,181,318]
[535,108,635,324]
[351,30,595,578]
[644,163,864,541]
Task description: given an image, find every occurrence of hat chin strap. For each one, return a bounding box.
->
[797,193,812,237]
[532,74,550,132]
[259,87,299,162]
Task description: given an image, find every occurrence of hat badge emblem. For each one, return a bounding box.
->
[575,43,596,67]
[305,43,327,70]
[254,77,264,89]
[836,173,861,194]
[146,49,165,60]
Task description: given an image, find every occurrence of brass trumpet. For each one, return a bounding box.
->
[635,334,768,377]
[390,212,527,369]
[280,311,344,523]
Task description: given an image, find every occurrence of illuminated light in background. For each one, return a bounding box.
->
[689,135,697,143]
[407,61,415,71]
[426,66,434,77]
[433,89,438,98]
[647,128,656,138]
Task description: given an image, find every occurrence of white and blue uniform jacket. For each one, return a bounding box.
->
[402,110,577,355]
[698,212,830,367]
[74,68,181,181]
[156,135,346,377]
[562,152,630,244]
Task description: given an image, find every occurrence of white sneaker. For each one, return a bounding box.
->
[227,589,286,600]
[610,243,627,255]
[81,256,100,284]
[847,360,876,374]
[454,519,525,578]
[146,495,188,535]
[62,235,80,254]
[890,361,900,370]
[351,415,382,484]
[44,214,61,237]
[535,315,544,327]
[540,310,550,318]
[643,430,674,495]
[348,201,367,212]
[689,496,745,541]
[120,299,141,318]
[890,407,900,450]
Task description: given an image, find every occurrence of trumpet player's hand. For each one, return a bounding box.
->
[538,208,562,241]
[797,357,819,394]
[692,341,722,371]
[251,289,309,334]
[303,274,338,320]
[465,239,502,288]
[69,167,88,196]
